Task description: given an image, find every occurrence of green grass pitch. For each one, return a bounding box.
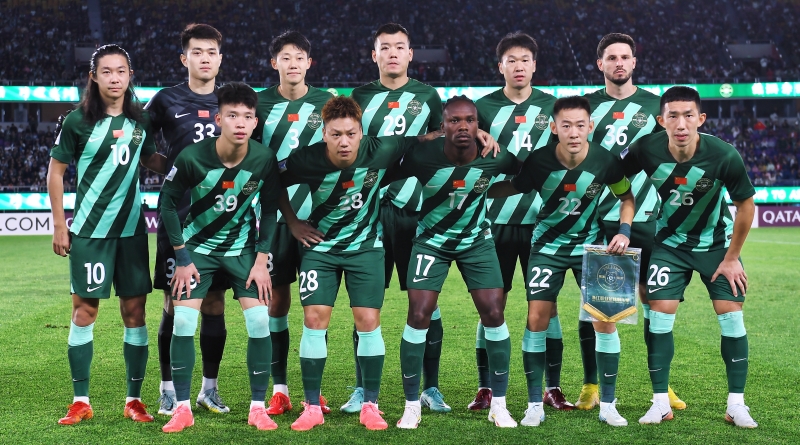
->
[0,228,798,444]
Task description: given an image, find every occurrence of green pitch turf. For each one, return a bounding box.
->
[0,228,798,444]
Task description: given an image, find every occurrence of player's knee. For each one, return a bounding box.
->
[649,311,676,334]
[407,306,431,328]
[243,305,270,338]
[718,311,746,338]
[481,307,505,328]
[173,306,200,336]
[119,298,146,326]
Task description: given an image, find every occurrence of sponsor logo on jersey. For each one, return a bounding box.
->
[242,181,259,195]
[198,110,210,118]
[288,113,300,122]
[585,183,603,198]
[112,129,125,138]
[307,112,322,129]
[564,183,577,192]
[452,179,466,189]
[278,160,287,172]
[674,177,688,185]
[363,171,379,188]
[166,166,178,181]
[342,180,355,189]
[515,115,527,124]
[597,263,625,291]
[131,127,143,146]
[407,100,423,116]
[612,111,625,119]
[222,181,235,189]
[631,112,648,128]
[388,101,400,109]
[695,177,714,192]
[473,177,490,193]
[535,114,549,130]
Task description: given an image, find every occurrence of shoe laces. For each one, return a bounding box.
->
[66,401,89,416]
[363,402,384,416]
[426,387,445,403]
[649,399,670,415]
[158,392,176,407]
[127,399,148,412]
[205,388,226,405]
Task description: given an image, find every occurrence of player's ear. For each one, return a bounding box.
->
[306,57,312,68]
[531,60,536,74]
[408,47,413,62]
[550,120,557,135]
[372,50,377,63]
[656,115,665,127]
[215,113,222,127]
[270,58,278,70]
[180,53,188,68]
[588,119,594,133]
[596,58,603,71]
[631,56,636,71]
[698,113,707,127]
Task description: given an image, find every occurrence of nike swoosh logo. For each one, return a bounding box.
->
[172,366,186,371]
[648,368,662,372]
[648,287,665,293]
[197,185,212,189]
[271,361,280,365]
[72,378,84,382]
[365,106,379,114]
[491,122,504,126]
[731,358,748,362]
[317,187,332,192]
[403,374,417,379]
[428,340,442,345]
[412,277,428,283]
[579,337,594,342]
[131,378,143,381]
[529,289,547,295]
[524,370,535,374]
[175,112,190,119]
[652,177,667,181]
[494,371,508,375]
[265,120,278,125]
[548,363,561,367]
[301,293,314,300]
[253,370,269,375]
[88,136,103,142]
[604,373,617,377]
[542,186,556,190]
[87,286,101,292]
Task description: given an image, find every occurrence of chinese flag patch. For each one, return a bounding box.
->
[388,101,400,109]
[453,179,466,188]
[674,177,688,185]
[288,113,300,122]
[112,129,124,138]
[342,180,355,189]
[515,116,527,124]
[612,112,625,119]
[564,183,577,192]
[222,181,235,189]
[198,110,210,118]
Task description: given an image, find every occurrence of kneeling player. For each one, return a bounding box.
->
[489,96,634,427]
[622,87,758,428]
[160,83,282,433]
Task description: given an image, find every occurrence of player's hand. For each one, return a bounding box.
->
[477,130,500,157]
[52,225,70,256]
[606,234,629,255]
[171,264,200,300]
[288,219,324,248]
[247,255,273,304]
[711,258,748,297]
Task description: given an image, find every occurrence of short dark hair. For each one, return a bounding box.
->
[373,23,410,47]
[181,23,222,52]
[597,33,636,59]
[553,96,591,117]
[443,95,476,114]
[322,96,362,124]
[269,30,311,59]
[660,86,702,114]
[216,82,257,110]
[496,32,539,61]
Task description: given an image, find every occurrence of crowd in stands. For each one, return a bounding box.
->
[1,0,798,85]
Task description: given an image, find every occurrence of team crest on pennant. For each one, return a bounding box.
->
[407,100,423,116]
[131,127,143,146]
[535,114,549,130]
[631,112,648,128]
[473,177,491,193]
[585,183,603,199]
[695,177,714,192]
[307,113,322,129]
[363,171,379,188]
[597,263,626,292]
[242,181,259,195]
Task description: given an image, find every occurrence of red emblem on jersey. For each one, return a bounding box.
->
[453,179,466,188]
[613,112,625,119]
[288,114,300,122]
[222,181,235,189]
[342,180,355,189]
[674,177,688,185]
[515,116,527,124]
[198,110,210,118]
[388,102,400,109]
[564,183,577,192]
[112,129,124,138]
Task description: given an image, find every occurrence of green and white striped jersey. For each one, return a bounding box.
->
[512,142,631,256]
[398,139,518,252]
[621,132,755,251]
[254,85,333,222]
[50,108,156,238]
[585,87,663,222]
[160,137,281,256]
[351,78,442,210]
[476,87,556,225]
[280,135,415,253]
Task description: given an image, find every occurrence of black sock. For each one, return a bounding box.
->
[158,309,173,382]
[200,313,226,379]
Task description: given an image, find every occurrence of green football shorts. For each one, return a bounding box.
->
[525,252,583,302]
[297,248,386,309]
[491,223,533,293]
[69,234,152,299]
[407,236,503,293]
[172,251,263,300]
[269,223,304,286]
[646,244,746,302]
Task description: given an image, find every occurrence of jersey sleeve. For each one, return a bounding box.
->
[159,153,192,247]
[510,155,538,194]
[279,149,306,187]
[721,147,756,201]
[256,153,281,254]
[606,155,632,197]
[161,152,193,199]
[140,113,157,157]
[426,92,443,132]
[143,91,164,134]
[620,140,644,177]
[50,111,82,164]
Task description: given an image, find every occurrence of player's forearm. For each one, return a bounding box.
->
[277,189,299,224]
[160,194,185,248]
[618,192,635,226]
[46,160,67,229]
[140,153,167,174]
[416,129,444,142]
[726,198,755,260]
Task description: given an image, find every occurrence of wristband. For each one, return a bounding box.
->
[618,222,632,239]
[175,248,193,267]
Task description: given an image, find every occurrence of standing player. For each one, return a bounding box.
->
[469,32,562,411]
[48,44,164,425]
[160,83,282,433]
[396,96,519,429]
[579,32,685,411]
[623,87,758,428]
[348,22,448,414]
[488,96,635,427]
[146,24,231,416]
[252,31,333,416]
